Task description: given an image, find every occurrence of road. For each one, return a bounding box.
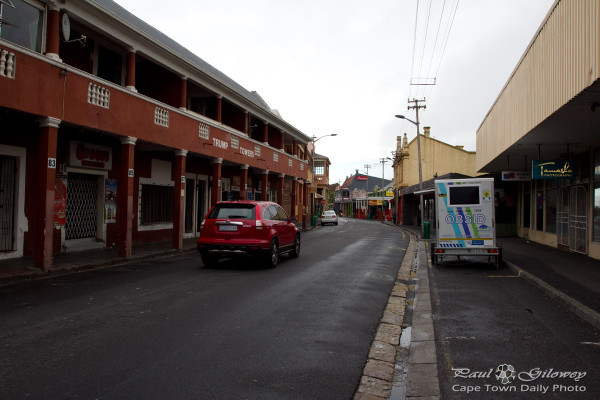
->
[0,218,409,400]
[429,256,600,399]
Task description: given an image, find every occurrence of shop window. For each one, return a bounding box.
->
[495,182,517,225]
[140,184,173,225]
[0,0,43,52]
[536,182,543,231]
[573,151,590,184]
[523,182,530,228]
[545,186,557,234]
[593,148,600,243]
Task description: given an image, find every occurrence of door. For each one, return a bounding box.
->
[0,157,16,252]
[196,180,206,234]
[557,187,569,246]
[184,178,195,235]
[184,177,207,238]
[569,186,587,254]
[65,173,98,240]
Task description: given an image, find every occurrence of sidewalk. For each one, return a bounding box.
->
[367,220,600,399]
[0,238,199,285]
[0,221,320,286]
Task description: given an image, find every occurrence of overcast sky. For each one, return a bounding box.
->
[113,0,554,185]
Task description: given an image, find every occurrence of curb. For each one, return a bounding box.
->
[504,260,600,330]
[354,229,416,400]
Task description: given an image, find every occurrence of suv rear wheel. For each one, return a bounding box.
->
[289,234,301,258]
[264,239,279,268]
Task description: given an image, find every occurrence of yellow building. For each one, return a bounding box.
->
[392,126,480,189]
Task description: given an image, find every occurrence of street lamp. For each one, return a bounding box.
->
[311,134,338,224]
[395,114,425,238]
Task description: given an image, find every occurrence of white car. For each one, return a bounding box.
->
[321,210,338,226]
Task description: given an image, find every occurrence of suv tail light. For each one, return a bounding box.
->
[256,220,263,230]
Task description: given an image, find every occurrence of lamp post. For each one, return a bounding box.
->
[395,114,425,237]
[311,134,337,224]
[386,156,394,224]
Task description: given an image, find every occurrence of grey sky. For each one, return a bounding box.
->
[114,0,554,184]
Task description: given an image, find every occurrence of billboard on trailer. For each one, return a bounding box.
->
[432,178,501,268]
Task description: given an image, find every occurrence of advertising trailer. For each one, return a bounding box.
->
[432,178,502,268]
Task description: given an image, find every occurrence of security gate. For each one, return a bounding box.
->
[568,186,587,254]
[184,177,207,237]
[557,187,569,246]
[65,173,98,240]
[0,156,16,252]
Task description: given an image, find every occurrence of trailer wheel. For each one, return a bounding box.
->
[495,246,503,270]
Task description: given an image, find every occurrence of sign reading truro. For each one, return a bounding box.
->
[69,141,112,170]
[531,160,574,179]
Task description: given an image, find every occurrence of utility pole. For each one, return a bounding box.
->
[380,158,387,223]
[408,98,426,236]
[363,164,375,220]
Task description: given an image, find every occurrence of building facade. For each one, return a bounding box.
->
[0,0,312,270]
[334,172,392,218]
[390,126,481,228]
[476,0,600,258]
[311,153,332,216]
[392,126,480,190]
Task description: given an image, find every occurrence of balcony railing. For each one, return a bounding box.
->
[0,48,16,79]
[154,107,169,127]
[87,82,110,108]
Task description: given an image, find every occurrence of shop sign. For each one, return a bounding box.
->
[502,171,531,181]
[531,160,574,179]
[356,176,368,181]
[385,189,394,197]
[69,141,112,170]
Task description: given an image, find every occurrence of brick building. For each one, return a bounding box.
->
[0,0,312,270]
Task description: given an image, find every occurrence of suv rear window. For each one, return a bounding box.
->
[208,204,256,220]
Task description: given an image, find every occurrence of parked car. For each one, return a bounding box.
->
[321,210,338,226]
[197,201,300,268]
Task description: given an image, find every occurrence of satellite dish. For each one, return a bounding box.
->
[0,0,16,9]
[61,13,70,42]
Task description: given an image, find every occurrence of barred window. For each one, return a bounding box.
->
[140,184,173,225]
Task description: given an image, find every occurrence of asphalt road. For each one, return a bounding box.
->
[430,256,600,399]
[0,218,409,400]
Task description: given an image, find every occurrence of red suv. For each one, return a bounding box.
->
[197,201,300,268]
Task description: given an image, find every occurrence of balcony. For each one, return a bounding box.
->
[0,40,308,179]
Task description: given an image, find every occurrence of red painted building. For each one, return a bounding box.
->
[0,0,311,270]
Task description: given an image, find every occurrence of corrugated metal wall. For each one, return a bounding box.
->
[476,0,600,170]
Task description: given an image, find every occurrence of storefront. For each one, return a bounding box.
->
[517,151,600,257]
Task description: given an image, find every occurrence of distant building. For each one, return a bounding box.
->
[392,126,481,190]
[390,126,482,227]
[334,171,391,217]
[311,153,333,216]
